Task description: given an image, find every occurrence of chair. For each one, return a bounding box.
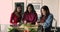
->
[51,18,57,32]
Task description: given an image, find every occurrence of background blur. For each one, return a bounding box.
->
[0,0,60,32]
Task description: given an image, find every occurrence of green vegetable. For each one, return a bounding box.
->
[29,28,36,32]
[8,28,19,32]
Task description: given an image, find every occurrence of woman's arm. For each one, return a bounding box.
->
[33,13,38,23]
[22,13,27,24]
[10,13,14,23]
[43,14,53,28]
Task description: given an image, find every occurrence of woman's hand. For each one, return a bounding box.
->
[10,20,14,25]
[17,22,20,25]
[39,23,44,26]
[35,22,38,26]
[10,23,13,25]
[24,20,27,24]
[12,20,14,23]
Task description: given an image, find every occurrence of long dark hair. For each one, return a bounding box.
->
[41,5,50,18]
[13,4,22,22]
[25,4,36,13]
[14,5,22,13]
[13,4,22,17]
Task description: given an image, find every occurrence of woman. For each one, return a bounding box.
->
[10,4,22,26]
[23,4,38,24]
[37,5,53,32]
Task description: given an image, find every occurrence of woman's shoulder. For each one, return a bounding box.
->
[24,12,27,13]
[49,14,53,16]
[24,12,27,14]
[11,12,15,16]
[12,12,14,15]
[48,13,53,18]
[23,12,28,15]
[32,12,37,15]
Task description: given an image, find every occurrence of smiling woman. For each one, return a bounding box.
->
[37,5,53,32]
[22,4,38,24]
[0,0,59,32]
[10,3,23,26]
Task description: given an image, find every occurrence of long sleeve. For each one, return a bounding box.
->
[10,13,14,23]
[33,13,38,22]
[43,14,53,28]
[22,13,26,21]
[22,12,38,24]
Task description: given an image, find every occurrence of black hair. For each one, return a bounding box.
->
[41,5,50,17]
[25,4,36,13]
[14,4,22,13]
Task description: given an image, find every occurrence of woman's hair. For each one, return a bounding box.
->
[41,5,50,17]
[13,4,22,18]
[14,4,22,13]
[25,4,36,13]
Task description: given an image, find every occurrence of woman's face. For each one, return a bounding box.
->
[28,6,32,12]
[17,7,22,12]
[41,9,46,16]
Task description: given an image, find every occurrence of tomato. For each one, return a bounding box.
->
[24,30,30,32]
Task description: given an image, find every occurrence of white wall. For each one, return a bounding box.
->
[0,0,12,24]
[0,0,12,32]
[59,0,60,27]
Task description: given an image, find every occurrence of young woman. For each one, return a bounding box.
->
[37,5,53,32]
[23,4,38,24]
[10,4,22,26]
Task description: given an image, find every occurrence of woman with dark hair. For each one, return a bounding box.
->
[23,4,38,24]
[10,4,22,26]
[37,5,53,32]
